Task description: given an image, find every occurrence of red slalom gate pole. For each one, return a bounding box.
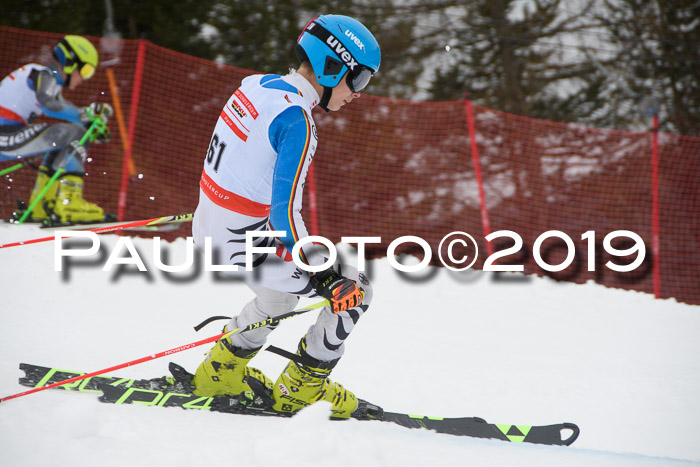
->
[0,213,192,249]
[0,299,328,403]
[464,94,493,256]
[117,39,147,222]
[651,114,661,298]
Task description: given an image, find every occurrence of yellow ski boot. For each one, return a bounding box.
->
[192,327,274,399]
[24,166,58,220]
[272,338,358,419]
[52,174,108,224]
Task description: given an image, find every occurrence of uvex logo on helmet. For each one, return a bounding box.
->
[325,34,359,70]
[345,29,365,51]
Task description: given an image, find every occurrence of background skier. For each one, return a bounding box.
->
[0,34,114,224]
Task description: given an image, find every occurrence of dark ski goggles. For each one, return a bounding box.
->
[347,65,373,93]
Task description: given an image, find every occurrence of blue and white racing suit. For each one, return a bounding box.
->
[192,70,371,362]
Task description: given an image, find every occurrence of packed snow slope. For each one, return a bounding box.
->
[1,224,699,467]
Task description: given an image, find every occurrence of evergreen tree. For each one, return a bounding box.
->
[201,1,302,73]
[0,0,99,35]
[3,0,697,134]
[596,0,700,135]
[0,0,216,59]
[425,0,601,121]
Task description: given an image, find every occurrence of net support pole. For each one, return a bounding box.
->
[464,93,493,256]
[651,114,660,298]
[117,39,147,221]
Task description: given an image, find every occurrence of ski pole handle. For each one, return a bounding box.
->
[79,117,103,145]
[0,299,329,403]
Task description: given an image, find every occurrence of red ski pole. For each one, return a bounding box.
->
[0,299,328,403]
[0,213,193,249]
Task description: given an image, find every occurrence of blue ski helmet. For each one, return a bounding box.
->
[296,15,381,95]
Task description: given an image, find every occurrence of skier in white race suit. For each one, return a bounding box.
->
[0,35,113,224]
[191,15,381,419]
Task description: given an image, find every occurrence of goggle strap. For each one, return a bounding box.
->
[58,38,76,69]
[304,21,362,75]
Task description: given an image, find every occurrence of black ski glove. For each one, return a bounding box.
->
[310,267,363,314]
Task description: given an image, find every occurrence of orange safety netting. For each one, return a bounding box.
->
[1,26,698,305]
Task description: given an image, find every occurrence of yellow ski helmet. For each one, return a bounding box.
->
[53,35,98,80]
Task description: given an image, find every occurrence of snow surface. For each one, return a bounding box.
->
[1,224,699,467]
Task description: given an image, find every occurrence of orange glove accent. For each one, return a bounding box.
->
[311,268,364,314]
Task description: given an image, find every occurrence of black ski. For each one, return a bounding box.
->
[17,363,579,446]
